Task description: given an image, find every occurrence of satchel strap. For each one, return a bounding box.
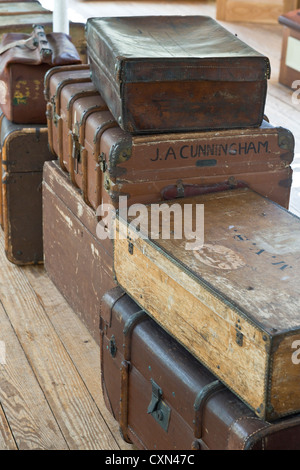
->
[0,36,37,55]
[0,25,53,63]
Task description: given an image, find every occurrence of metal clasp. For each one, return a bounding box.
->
[71,133,81,174]
[147,379,171,432]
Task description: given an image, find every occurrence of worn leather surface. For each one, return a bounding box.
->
[101,289,300,450]
[88,15,268,61]
[87,16,270,134]
[0,30,81,75]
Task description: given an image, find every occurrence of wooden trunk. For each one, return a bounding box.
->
[113,188,300,422]
[45,65,294,212]
[0,115,55,265]
[101,286,300,450]
[0,3,87,64]
[279,9,300,89]
[43,161,116,344]
[86,16,270,134]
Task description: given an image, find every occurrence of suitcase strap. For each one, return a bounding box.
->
[44,64,90,101]
[162,179,248,200]
[194,380,226,441]
[243,415,300,450]
[119,310,148,443]
[0,25,53,63]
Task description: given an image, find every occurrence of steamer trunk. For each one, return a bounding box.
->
[43,161,116,344]
[113,188,300,422]
[101,287,300,450]
[44,66,294,212]
[0,115,54,264]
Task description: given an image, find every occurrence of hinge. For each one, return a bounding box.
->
[128,239,134,255]
[236,320,244,347]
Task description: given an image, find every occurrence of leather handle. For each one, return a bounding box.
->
[0,25,53,63]
[0,35,37,55]
[162,179,248,201]
[33,25,53,63]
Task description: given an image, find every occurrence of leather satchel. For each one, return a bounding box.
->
[0,25,81,124]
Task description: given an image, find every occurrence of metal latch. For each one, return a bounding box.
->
[51,97,59,127]
[71,133,81,174]
[147,379,171,432]
[98,152,107,172]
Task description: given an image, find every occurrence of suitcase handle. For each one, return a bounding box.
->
[0,25,53,63]
[33,25,53,63]
[161,178,248,200]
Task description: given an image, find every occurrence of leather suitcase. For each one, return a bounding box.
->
[113,187,300,422]
[279,9,300,89]
[0,25,82,124]
[86,16,270,135]
[45,66,294,211]
[0,115,55,265]
[43,160,116,344]
[0,2,87,64]
[44,64,96,171]
[101,286,300,450]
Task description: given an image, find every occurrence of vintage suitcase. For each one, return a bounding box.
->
[45,66,294,211]
[43,160,116,344]
[113,187,300,422]
[0,115,54,265]
[279,9,300,88]
[0,2,87,64]
[0,25,82,124]
[86,16,271,135]
[44,64,97,171]
[101,286,300,451]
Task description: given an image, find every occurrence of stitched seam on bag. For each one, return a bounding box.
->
[228,416,270,450]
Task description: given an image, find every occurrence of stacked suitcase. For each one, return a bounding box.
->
[0,18,82,264]
[43,15,300,450]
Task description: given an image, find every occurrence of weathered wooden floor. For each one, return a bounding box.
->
[0,0,299,450]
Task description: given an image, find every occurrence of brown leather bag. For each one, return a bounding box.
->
[101,286,300,450]
[0,25,81,124]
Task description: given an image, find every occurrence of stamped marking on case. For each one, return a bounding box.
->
[150,140,270,162]
[193,244,246,271]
